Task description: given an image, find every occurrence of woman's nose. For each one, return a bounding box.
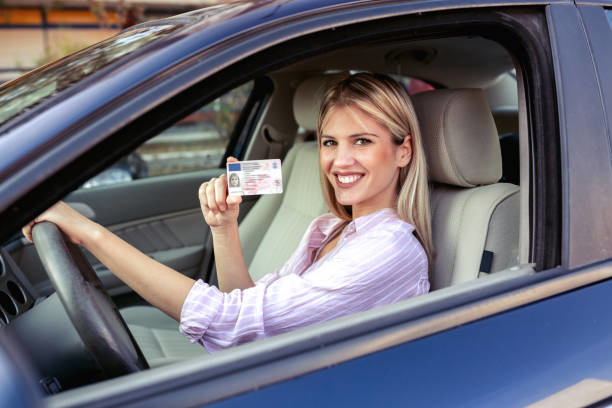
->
[333,143,355,167]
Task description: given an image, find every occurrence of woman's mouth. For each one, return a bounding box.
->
[334,173,363,187]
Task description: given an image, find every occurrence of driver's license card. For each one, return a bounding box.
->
[226,159,282,196]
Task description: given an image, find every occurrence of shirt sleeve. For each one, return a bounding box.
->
[179,223,428,353]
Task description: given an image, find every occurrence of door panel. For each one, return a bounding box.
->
[17,168,223,297]
[95,209,207,297]
[67,169,217,225]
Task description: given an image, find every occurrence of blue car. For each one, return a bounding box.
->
[0,0,611,406]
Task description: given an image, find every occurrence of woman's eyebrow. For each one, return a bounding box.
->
[320,132,379,139]
[349,132,379,138]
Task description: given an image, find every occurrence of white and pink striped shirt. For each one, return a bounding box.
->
[179,208,429,352]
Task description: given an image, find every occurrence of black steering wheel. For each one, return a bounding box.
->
[32,222,149,377]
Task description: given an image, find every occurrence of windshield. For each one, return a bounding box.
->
[0,23,184,127]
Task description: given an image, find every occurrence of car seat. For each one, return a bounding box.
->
[411,88,520,289]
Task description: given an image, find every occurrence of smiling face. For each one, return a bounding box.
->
[319,104,412,219]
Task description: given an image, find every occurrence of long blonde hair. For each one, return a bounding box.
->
[317,73,433,275]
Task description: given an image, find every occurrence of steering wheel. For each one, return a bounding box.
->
[32,222,149,377]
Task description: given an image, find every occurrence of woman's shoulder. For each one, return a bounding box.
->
[352,209,426,258]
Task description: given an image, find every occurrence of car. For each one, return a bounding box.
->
[0,0,611,406]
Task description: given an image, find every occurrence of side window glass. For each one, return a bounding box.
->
[393,75,435,94]
[82,81,253,188]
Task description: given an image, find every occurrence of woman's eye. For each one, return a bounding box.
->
[321,139,336,147]
[355,138,372,145]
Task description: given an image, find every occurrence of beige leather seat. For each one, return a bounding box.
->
[411,88,519,290]
[241,75,330,278]
[238,142,328,280]
[121,142,327,366]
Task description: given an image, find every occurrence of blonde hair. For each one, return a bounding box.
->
[317,73,433,276]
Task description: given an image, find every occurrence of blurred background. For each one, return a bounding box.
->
[0,0,220,84]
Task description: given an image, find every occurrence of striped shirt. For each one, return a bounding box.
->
[179,208,429,352]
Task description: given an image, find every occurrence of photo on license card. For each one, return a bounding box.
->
[227,159,282,196]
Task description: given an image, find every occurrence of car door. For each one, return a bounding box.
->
[41,2,612,407]
[12,79,269,298]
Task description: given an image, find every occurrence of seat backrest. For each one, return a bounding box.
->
[411,89,519,290]
[239,77,330,281]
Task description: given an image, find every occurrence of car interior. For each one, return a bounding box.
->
[2,27,533,389]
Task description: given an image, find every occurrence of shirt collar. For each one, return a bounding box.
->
[350,207,397,233]
[317,217,346,240]
[307,216,344,250]
[312,207,398,244]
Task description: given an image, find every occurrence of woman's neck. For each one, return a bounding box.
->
[351,205,395,220]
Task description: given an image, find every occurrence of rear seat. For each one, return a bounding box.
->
[239,143,328,280]
[239,76,330,278]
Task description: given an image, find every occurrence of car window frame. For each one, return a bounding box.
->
[550,4,612,267]
[224,76,275,161]
[1,5,561,271]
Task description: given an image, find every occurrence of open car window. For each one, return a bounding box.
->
[81,81,253,188]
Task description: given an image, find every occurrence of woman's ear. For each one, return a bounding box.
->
[397,134,412,168]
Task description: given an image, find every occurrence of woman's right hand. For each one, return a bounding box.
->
[22,201,94,245]
[199,157,243,230]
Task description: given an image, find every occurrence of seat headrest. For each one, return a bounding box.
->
[293,76,331,131]
[411,89,502,187]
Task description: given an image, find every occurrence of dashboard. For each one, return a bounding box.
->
[0,248,37,326]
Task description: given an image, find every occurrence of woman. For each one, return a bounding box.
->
[23,73,432,352]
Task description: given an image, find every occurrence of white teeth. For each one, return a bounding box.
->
[337,175,362,184]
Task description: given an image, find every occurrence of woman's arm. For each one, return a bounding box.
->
[209,222,252,291]
[198,158,254,292]
[181,223,428,352]
[22,202,194,320]
[22,155,253,313]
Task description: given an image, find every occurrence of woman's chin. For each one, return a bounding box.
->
[334,193,357,207]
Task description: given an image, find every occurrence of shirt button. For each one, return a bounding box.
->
[347,223,356,234]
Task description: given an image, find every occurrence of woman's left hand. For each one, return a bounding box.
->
[22,201,94,245]
[199,157,243,230]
